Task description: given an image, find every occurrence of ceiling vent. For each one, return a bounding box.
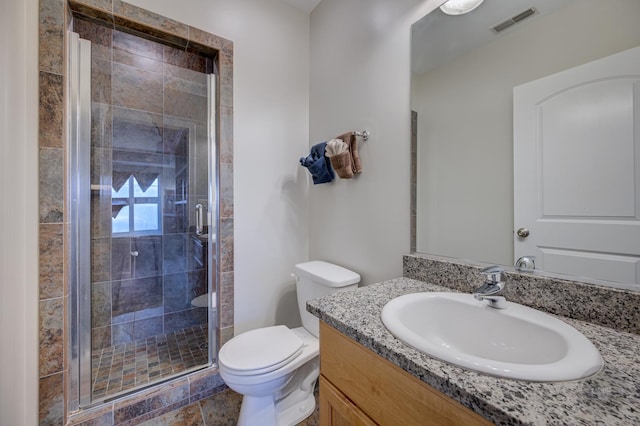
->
[491,7,538,34]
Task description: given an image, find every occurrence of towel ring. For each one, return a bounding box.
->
[353,130,369,141]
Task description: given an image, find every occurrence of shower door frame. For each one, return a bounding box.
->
[67,30,220,410]
[68,30,93,409]
[206,73,219,379]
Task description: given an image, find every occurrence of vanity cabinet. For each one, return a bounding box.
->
[320,376,377,426]
[319,322,491,426]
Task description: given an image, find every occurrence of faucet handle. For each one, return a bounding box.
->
[480,266,503,284]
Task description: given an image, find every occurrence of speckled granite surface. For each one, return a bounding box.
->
[307,278,640,425]
[403,254,640,335]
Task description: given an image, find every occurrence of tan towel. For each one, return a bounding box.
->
[329,150,354,179]
[326,139,353,179]
[336,131,363,174]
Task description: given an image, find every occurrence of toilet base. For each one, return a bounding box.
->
[237,387,316,426]
[277,389,316,426]
[237,394,276,426]
[236,357,319,426]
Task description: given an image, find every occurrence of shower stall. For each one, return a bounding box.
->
[67,17,219,407]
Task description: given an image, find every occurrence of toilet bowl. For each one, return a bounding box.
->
[219,326,319,425]
[218,261,360,426]
[191,292,217,309]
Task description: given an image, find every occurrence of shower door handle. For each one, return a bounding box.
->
[195,204,204,235]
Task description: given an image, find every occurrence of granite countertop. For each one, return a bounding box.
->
[307,278,640,425]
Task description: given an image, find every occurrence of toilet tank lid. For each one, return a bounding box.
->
[294,261,360,287]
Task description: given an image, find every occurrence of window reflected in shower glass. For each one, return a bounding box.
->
[133,177,158,197]
[112,176,161,235]
[112,178,130,198]
[133,203,158,231]
[112,205,130,233]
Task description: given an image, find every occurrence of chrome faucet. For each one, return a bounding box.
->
[472,266,507,309]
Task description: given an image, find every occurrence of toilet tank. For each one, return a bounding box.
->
[294,261,360,337]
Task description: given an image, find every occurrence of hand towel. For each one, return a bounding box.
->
[325,139,348,156]
[299,142,334,184]
[329,151,354,179]
[325,139,353,179]
[336,131,363,174]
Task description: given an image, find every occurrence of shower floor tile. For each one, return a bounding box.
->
[91,324,209,400]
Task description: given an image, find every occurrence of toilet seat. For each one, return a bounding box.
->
[219,325,304,376]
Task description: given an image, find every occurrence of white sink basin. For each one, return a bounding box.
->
[381,292,603,382]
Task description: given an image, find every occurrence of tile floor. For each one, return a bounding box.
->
[92,324,209,400]
[138,387,320,426]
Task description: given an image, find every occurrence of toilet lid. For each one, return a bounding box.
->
[219,325,304,375]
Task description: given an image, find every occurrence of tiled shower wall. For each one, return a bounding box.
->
[38,0,235,423]
[74,18,211,351]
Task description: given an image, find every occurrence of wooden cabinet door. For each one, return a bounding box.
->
[320,322,492,426]
[320,375,377,426]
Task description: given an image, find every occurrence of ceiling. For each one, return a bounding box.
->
[278,0,322,13]
[412,0,579,75]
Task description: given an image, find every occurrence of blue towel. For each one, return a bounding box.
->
[300,142,334,184]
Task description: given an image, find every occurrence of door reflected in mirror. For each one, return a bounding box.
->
[411,0,640,290]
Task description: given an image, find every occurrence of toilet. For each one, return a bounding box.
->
[191,292,216,309]
[218,261,360,426]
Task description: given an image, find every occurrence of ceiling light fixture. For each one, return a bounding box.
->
[439,0,484,16]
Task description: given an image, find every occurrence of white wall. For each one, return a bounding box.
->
[0,0,39,424]
[308,0,442,285]
[125,0,311,332]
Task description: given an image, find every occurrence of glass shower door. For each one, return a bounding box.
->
[69,20,218,408]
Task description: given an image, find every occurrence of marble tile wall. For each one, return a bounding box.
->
[39,0,67,422]
[66,369,227,425]
[38,0,234,423]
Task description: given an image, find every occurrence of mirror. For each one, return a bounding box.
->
[411,0,640,288]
